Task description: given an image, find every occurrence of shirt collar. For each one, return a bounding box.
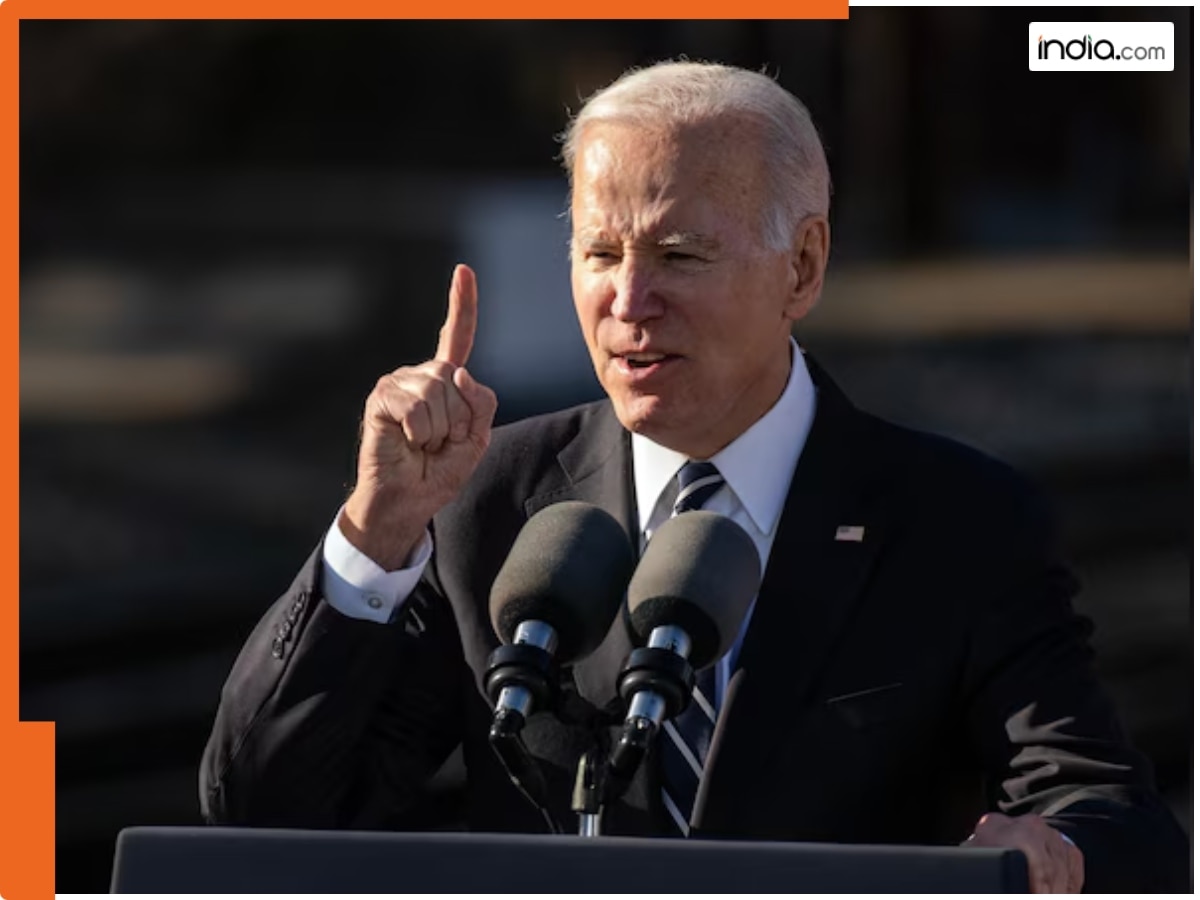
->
[631,338,817,536]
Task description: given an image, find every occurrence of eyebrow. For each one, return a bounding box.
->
[573,230,720,251]
[656,232,720,251]
[574,231,616,246]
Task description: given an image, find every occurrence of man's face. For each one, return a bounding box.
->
[570,118,815,459]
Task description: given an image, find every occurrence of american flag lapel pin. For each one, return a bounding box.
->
[835,525,866,543]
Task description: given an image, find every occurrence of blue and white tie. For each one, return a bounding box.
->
[660,461,724,836]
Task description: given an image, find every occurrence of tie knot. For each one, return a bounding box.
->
[673,461,724,516]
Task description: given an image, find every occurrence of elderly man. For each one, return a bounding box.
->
[201,62,1188,893]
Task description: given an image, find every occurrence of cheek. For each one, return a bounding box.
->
[572,275,610,335]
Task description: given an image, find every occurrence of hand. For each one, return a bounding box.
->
[342,264,498,569]
[964,812,1084,893]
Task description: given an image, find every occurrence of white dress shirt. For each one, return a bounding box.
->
[321,339,817,715]
[321,516,432,624]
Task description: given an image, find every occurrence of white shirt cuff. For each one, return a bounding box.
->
[320,509,433,624]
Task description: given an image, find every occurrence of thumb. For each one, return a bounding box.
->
[454,367,497,438]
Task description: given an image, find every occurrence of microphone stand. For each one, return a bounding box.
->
[582,631,695,832]
[568,715,654,838]
[483,634,564,835]
[488,709,561,834]
[571,747,603,836]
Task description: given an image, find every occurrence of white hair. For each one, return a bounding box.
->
[560,60,831,252]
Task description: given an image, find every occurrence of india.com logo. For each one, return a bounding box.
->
[1037,34,1167,62]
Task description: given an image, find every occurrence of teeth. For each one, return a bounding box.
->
[625,353,665,363]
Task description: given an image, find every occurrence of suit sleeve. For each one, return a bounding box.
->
[959,482,1189,892]
[199,536,468,828]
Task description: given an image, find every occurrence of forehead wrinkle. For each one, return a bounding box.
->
[571,197,676,246]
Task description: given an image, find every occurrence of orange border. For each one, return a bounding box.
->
[1,4,848,898]
[3,4,56,899]
[3,0,847,17]
[3,2,57,898]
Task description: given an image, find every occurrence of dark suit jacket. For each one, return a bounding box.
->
[201,358,1189,892]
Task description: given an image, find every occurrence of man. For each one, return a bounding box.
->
[200,62,1188,892]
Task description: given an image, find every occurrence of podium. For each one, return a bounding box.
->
[111,827,1029,892]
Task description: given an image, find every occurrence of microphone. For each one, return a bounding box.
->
[481,501,633,833]
[484,500,634,725]
[607,511,761,793]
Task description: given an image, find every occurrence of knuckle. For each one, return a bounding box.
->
[371,373,397,400]
[414,376,446,403]
[402,397,430,424]
[426,359,458,379]
[374,370,416,402]
[367,391,401,424]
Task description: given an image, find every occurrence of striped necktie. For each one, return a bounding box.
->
[660,461,724,836]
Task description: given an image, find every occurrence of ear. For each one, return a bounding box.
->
[783,215,831,324]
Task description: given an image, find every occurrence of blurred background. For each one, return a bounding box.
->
[19,10,1191,891]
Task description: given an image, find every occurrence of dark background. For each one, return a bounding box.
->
[19,11,1191,891]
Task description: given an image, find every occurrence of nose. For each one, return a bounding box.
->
[610,256,664,324]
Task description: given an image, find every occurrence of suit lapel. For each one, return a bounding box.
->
[695,355,891,832]
[524,402,638,711]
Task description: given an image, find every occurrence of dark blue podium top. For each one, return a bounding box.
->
[112,826,1028,893]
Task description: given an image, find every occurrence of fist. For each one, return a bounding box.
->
[965,812,1084,893]
[342,264,498,569]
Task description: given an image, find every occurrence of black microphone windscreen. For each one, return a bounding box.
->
[489,501,634,662]
[627,511,760,668]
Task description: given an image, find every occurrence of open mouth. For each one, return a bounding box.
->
[624,353,668,369]
[613,352,680,378]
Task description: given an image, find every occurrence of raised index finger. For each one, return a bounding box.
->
[436,263,478,367]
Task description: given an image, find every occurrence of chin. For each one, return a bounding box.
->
[611,392,660,434]
[611,392,685,444]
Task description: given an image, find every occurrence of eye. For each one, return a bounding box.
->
[584,249,620,264]
[664,250,705,264]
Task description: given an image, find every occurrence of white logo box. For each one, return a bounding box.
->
[1029,21,1174,72]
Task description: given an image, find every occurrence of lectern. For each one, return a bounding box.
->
[111,827,1029,892]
